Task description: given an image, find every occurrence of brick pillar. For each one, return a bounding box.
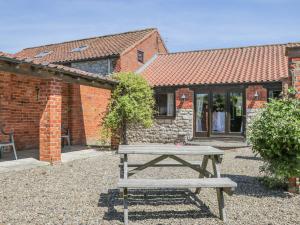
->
[286,47,300,193]
[286,46,300,98]
[0,72,11,143]
[39,78,62,163]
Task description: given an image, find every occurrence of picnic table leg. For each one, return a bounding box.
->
[119,155,124,198]
[212,155,226,221]
[217,188,226,221]
[123,187,129,225]
[124,154,128,179]
[123,154,129,225]
[195,155,209,194]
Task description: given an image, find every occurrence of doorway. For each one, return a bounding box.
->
[195,90,244,137]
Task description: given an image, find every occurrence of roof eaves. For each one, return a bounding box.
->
[0,54,118,86]
[52,53,120,64]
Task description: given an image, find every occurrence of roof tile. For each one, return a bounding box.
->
[14,28,156,64]
[141,43,300,86]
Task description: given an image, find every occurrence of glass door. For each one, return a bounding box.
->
[229,92,243,133]
[211,93,226,134]
[194,89,244,138]
[195,93,209,136]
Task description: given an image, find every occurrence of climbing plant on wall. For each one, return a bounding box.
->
[103,72,155,144]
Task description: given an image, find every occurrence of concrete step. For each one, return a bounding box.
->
[187,137,249,149]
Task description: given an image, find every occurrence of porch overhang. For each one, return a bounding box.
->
[0,54,118,89]
[0,53,117,163]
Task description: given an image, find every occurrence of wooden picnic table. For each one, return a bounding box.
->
[117,144,237,224]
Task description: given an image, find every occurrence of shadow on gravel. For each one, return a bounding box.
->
[99,189,216,222]
[223,174,290,198]
[234,155,262,161]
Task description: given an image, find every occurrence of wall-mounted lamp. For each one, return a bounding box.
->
[254,91,259,100]
[35,86,40,101]
[181,94,187,102]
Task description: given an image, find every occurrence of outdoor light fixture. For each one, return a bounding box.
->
[35,86,40,101]
[254,91,259,100]
[181,94,187,101]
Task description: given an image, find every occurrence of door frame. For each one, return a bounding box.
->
[194,87,246,138]
[194,91,210,137]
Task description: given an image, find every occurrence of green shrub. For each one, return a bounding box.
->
[248,96,300,179]
[103,72,155,144]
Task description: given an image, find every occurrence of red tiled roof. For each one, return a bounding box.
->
[0,52,117,85]
[141,43,300,86]
[14,28,157,64]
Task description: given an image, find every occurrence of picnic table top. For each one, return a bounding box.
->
[118,144,224,155]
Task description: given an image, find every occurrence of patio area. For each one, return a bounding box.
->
[0,147,299,225]
[0,146,107,173]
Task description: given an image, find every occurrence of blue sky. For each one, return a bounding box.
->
[0,0,299,53]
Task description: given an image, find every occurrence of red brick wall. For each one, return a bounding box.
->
[120,31,168,72]
[0,72,111,151]
[0,72,47,149]
[290,57,300,98]
[246,85,268,109]
[75,85,111,145]
[176,88,194,109]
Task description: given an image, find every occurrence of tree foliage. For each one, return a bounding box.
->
[103,72,155,143]
[248,95,300,178]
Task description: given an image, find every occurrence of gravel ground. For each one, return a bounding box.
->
[0,147,299,225]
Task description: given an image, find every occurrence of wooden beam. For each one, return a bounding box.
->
[0,61,115,90]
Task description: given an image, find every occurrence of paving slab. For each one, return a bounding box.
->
[61,149,103,163]
[0,158,49,173]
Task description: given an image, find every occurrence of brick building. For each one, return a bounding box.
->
[127,42,300,143]
[0,28,167,162]
[0,28,299,162]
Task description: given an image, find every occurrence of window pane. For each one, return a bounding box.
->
[155,93,174,116]
[212,93,226,133]
[196,94,208,132]
[230,92,243,132]
[137,50,144,63]
[268,90,281,99]
[167,93,174,116]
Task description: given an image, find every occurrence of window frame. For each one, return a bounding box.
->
[267,89,282,101]
[154,90,176,119]
[137,50,144,63]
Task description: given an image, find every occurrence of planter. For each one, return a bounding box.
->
[288,177,300,194]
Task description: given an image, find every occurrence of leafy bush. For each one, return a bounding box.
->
[258,176,287,190]
[103,72,155,143]
[248,96,300,179]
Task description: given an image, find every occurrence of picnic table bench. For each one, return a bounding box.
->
[117,144,237,225]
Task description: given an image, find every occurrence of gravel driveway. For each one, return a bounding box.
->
[0,147,299,225]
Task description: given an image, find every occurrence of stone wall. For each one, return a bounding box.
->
[71,58,116,75]
[126,108,193,143]
[246,108,261,126]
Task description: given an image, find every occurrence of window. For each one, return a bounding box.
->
[268,90,282,100]
[155,92,175,117]
[71,45,89,52]
[34,51,52,58]
[137,50,144,63]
